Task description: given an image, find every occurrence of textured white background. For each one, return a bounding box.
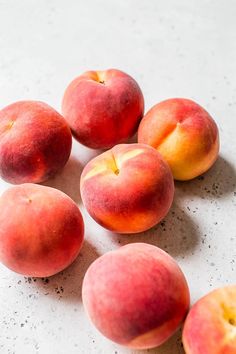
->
[0,1,236,353]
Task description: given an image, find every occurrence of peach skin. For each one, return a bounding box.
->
[80,143,174,233]
[183,285,236,354]
[138,98,219,180]
[82,242,190,349]
[0,184,84,277]
[0,101,72,184]
[62,68,144,149]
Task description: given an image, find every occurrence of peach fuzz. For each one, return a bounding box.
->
[62,68,144,149]
[0,101,72,184]
[80,143,174,234]
[138,98,219,180]
[0,184,84,277]
[82,242,190,349]
[183,285,236,354]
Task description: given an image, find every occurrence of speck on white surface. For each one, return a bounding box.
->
[0,1,236,353]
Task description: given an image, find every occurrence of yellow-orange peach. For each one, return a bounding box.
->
[0,101,72,184]
[62,68,144,149]
[138,98,219,180]
[183,285,236,354]
[0,184,84,277]
[80,143,174,233]
[82,243,190,349]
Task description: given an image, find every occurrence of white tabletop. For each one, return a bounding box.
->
[0,1,235,353]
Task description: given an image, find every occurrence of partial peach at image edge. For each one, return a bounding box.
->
[182,285,236,354]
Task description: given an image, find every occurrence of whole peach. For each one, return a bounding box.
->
[82,242,190,349]
[138,98,219,180]
[62,68,144,149]
[183,285,236,354]
[0,101,72,184]
[0,184,84,277]
[80,143,174,233]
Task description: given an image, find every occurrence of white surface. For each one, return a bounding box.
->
[0,1,236,353]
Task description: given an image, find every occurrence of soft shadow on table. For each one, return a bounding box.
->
[28,239,100,303]
[175,155,236,200]
[41,156,83,203]
[112,155,235,258]
[112,202,200,259]
[137,328,184,354]
[40,139,106,203]
[127,131,138,143]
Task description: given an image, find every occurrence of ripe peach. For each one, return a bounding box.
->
[0,183,84,277]
[62,68,144,149]
[138,98,219,180]
[82,242,190,349]
[80,143,174,233]
[0,101,72,184]
[183,285,236,354]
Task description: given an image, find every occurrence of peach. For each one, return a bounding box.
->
[82,242,190,349]
[0,183,84,277]
[80,143,174,233]
[0,101,72,184]
[138,98,219,180]
[183,285,236,354]
[62,68,144,149]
